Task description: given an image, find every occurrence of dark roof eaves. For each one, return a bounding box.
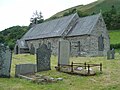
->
[24,36,61,41]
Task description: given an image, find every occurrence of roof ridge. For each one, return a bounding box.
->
[61,13,79,38]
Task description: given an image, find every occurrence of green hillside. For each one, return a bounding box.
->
[0,26,28,50]
[52,0,120,17]
[84,0,120,14]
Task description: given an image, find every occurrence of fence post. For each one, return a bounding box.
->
[71,62,73,72]
[88,64,90,75]
[84,62,86,69]
[100,63,102,73]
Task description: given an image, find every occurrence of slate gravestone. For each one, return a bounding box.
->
[0,44,12,77]
[107,50,111,60]
[111,48,115,59]
[36,44,51,72]
[15,64,36,77]
[107,49,115,60]
[58,40,70,65]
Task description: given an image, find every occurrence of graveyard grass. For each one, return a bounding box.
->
[0,54,120,90]
[109,30,120,44]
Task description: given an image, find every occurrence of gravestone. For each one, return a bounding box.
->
[15,64,36,77]
[0,44,12,77]
[111,48,115,59]
[36,44,51,72]
[107,49,115,60]
[58,40,70,65]
[107,50,111,60]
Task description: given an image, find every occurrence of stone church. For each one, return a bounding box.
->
[14,13,110,56]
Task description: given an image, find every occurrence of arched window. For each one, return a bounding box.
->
[98,35,104,51]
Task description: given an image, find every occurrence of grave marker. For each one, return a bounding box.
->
[36,44,51,72]
[15,64,36,77]
[107,49,115,60]
[111,48,115,59]
[58,40,70,65]
[0,44,12,77]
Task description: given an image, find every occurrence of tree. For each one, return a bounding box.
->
[76,10,88,17]
[30,11,44,24]
[0,34,5,43]
[103,5,119,30]
[63,8,77,16]
[63,12,70,16]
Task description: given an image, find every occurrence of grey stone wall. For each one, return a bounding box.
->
[26,36,96,56]
[90,15,110,56]
[26,38,60,55]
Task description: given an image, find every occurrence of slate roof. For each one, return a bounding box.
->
[68,14,100,36]
[22,13,101,40]
[22,14,77,40]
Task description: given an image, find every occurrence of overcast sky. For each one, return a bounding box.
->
[0,0,97,31]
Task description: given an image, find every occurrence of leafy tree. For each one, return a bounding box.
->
[77,10,88,17]
[0,26,28,50]
[30,11,44,26]
[63,8,77,16]
[63,12,70,16]
[0,34,5,43]
[69,8,77,14]
[103,5,120,30]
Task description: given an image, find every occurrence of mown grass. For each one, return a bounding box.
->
[0,53,120,90]
[109,30,120,52]
[109,30,120,44]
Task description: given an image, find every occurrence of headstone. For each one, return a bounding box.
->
[111,48,115,59]
[107,49,115,60]
[58,40,70,65]
[36,44,51,72]
[0,44,12,77]
[107,50,111,60]
[15,64,36,77]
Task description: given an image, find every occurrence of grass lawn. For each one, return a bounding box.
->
[109,30,120,45]
[0,54,120,90]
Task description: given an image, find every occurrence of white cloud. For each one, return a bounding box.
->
[0,0,96,31]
